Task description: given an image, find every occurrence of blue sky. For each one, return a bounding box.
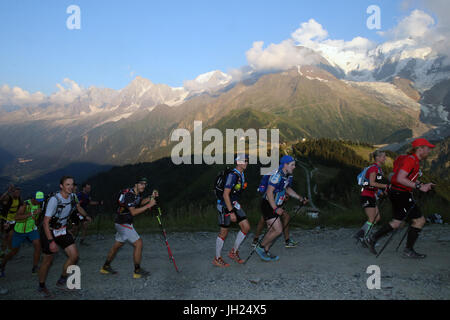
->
[0,0,430,94]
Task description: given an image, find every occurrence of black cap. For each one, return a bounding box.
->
[136,177,149,184]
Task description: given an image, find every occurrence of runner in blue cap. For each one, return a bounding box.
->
[254,155,308,261]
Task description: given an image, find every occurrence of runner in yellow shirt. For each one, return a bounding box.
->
[0,191,44,277]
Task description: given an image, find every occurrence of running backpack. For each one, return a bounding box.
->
[213,168,238,199]
[257,169,278,194]
[38,192,77,229]
[357,164,381,187]
[117,188,132,213]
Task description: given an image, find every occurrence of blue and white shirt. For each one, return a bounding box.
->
[264,169,293,206]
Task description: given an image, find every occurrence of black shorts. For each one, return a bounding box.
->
[360,196,376,209]
[389,190,422,221]
[40,228,75,255]
[261,199,279,221]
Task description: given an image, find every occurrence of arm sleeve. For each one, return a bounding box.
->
[44,197,58,217]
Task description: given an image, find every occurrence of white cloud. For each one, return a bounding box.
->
[0,84,45,107]
[381,9,435,39]
[291,19,328,45]
[49,78,85,104]
[245,39,325,73]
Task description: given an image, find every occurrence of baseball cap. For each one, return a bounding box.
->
[412,138,435,148]
[235,154,249,164]
[136,177,149,184]
[35,191,45,202]
[280,155,295,165]
[279,155,295,170]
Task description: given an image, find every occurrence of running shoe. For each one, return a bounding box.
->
[353,229,365,244]
[56,277,67,290]
[228,248,245,264]
[266,251,280,261]
[100,265,118,275]
[285,239,298,248]
[255,246,279,262]
[37,286,53,298]
[133,268,150,279]
[365,236,378,255]
[212,256,230,267]
[402,248,427,259]
[251,238,259,248]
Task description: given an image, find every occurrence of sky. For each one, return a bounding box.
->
[0,0,444,95]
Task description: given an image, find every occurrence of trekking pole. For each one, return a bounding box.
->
[395,225,410,252]
[243,214,280,264]
[244,200,306,264]
[155,205,180,273]
[376,203,415,258]
[280,200,307,235]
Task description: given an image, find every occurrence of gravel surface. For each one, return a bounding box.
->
[1,224,449,300]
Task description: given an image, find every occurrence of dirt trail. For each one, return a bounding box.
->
[1,224,449,300]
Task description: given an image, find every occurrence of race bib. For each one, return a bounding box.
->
[233,201,241,210]
[276,196,285,206]
[53,226,67,238]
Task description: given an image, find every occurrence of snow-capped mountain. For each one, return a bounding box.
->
[183,70,232,94]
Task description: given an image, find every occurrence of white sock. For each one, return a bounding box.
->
[233,231,247,251]
[216,236,224,259]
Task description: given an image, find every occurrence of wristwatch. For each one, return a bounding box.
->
[48,238,55,243]
[415,182,422,190]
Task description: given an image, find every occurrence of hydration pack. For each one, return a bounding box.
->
[213,168,241,200]
[257,169,278,194]
[357,164,382,187]
[40,192,77,229]
[117,188,132,214]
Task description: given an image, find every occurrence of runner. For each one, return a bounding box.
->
[353,150,389,245]
[0,191,44,277]
[255,155,308,262]
[366,138,435,258]
[38,176,91,298]
[72,183,102,246]
[213,154,250,267]
[0,186,23,256]
[100,178,157,278]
